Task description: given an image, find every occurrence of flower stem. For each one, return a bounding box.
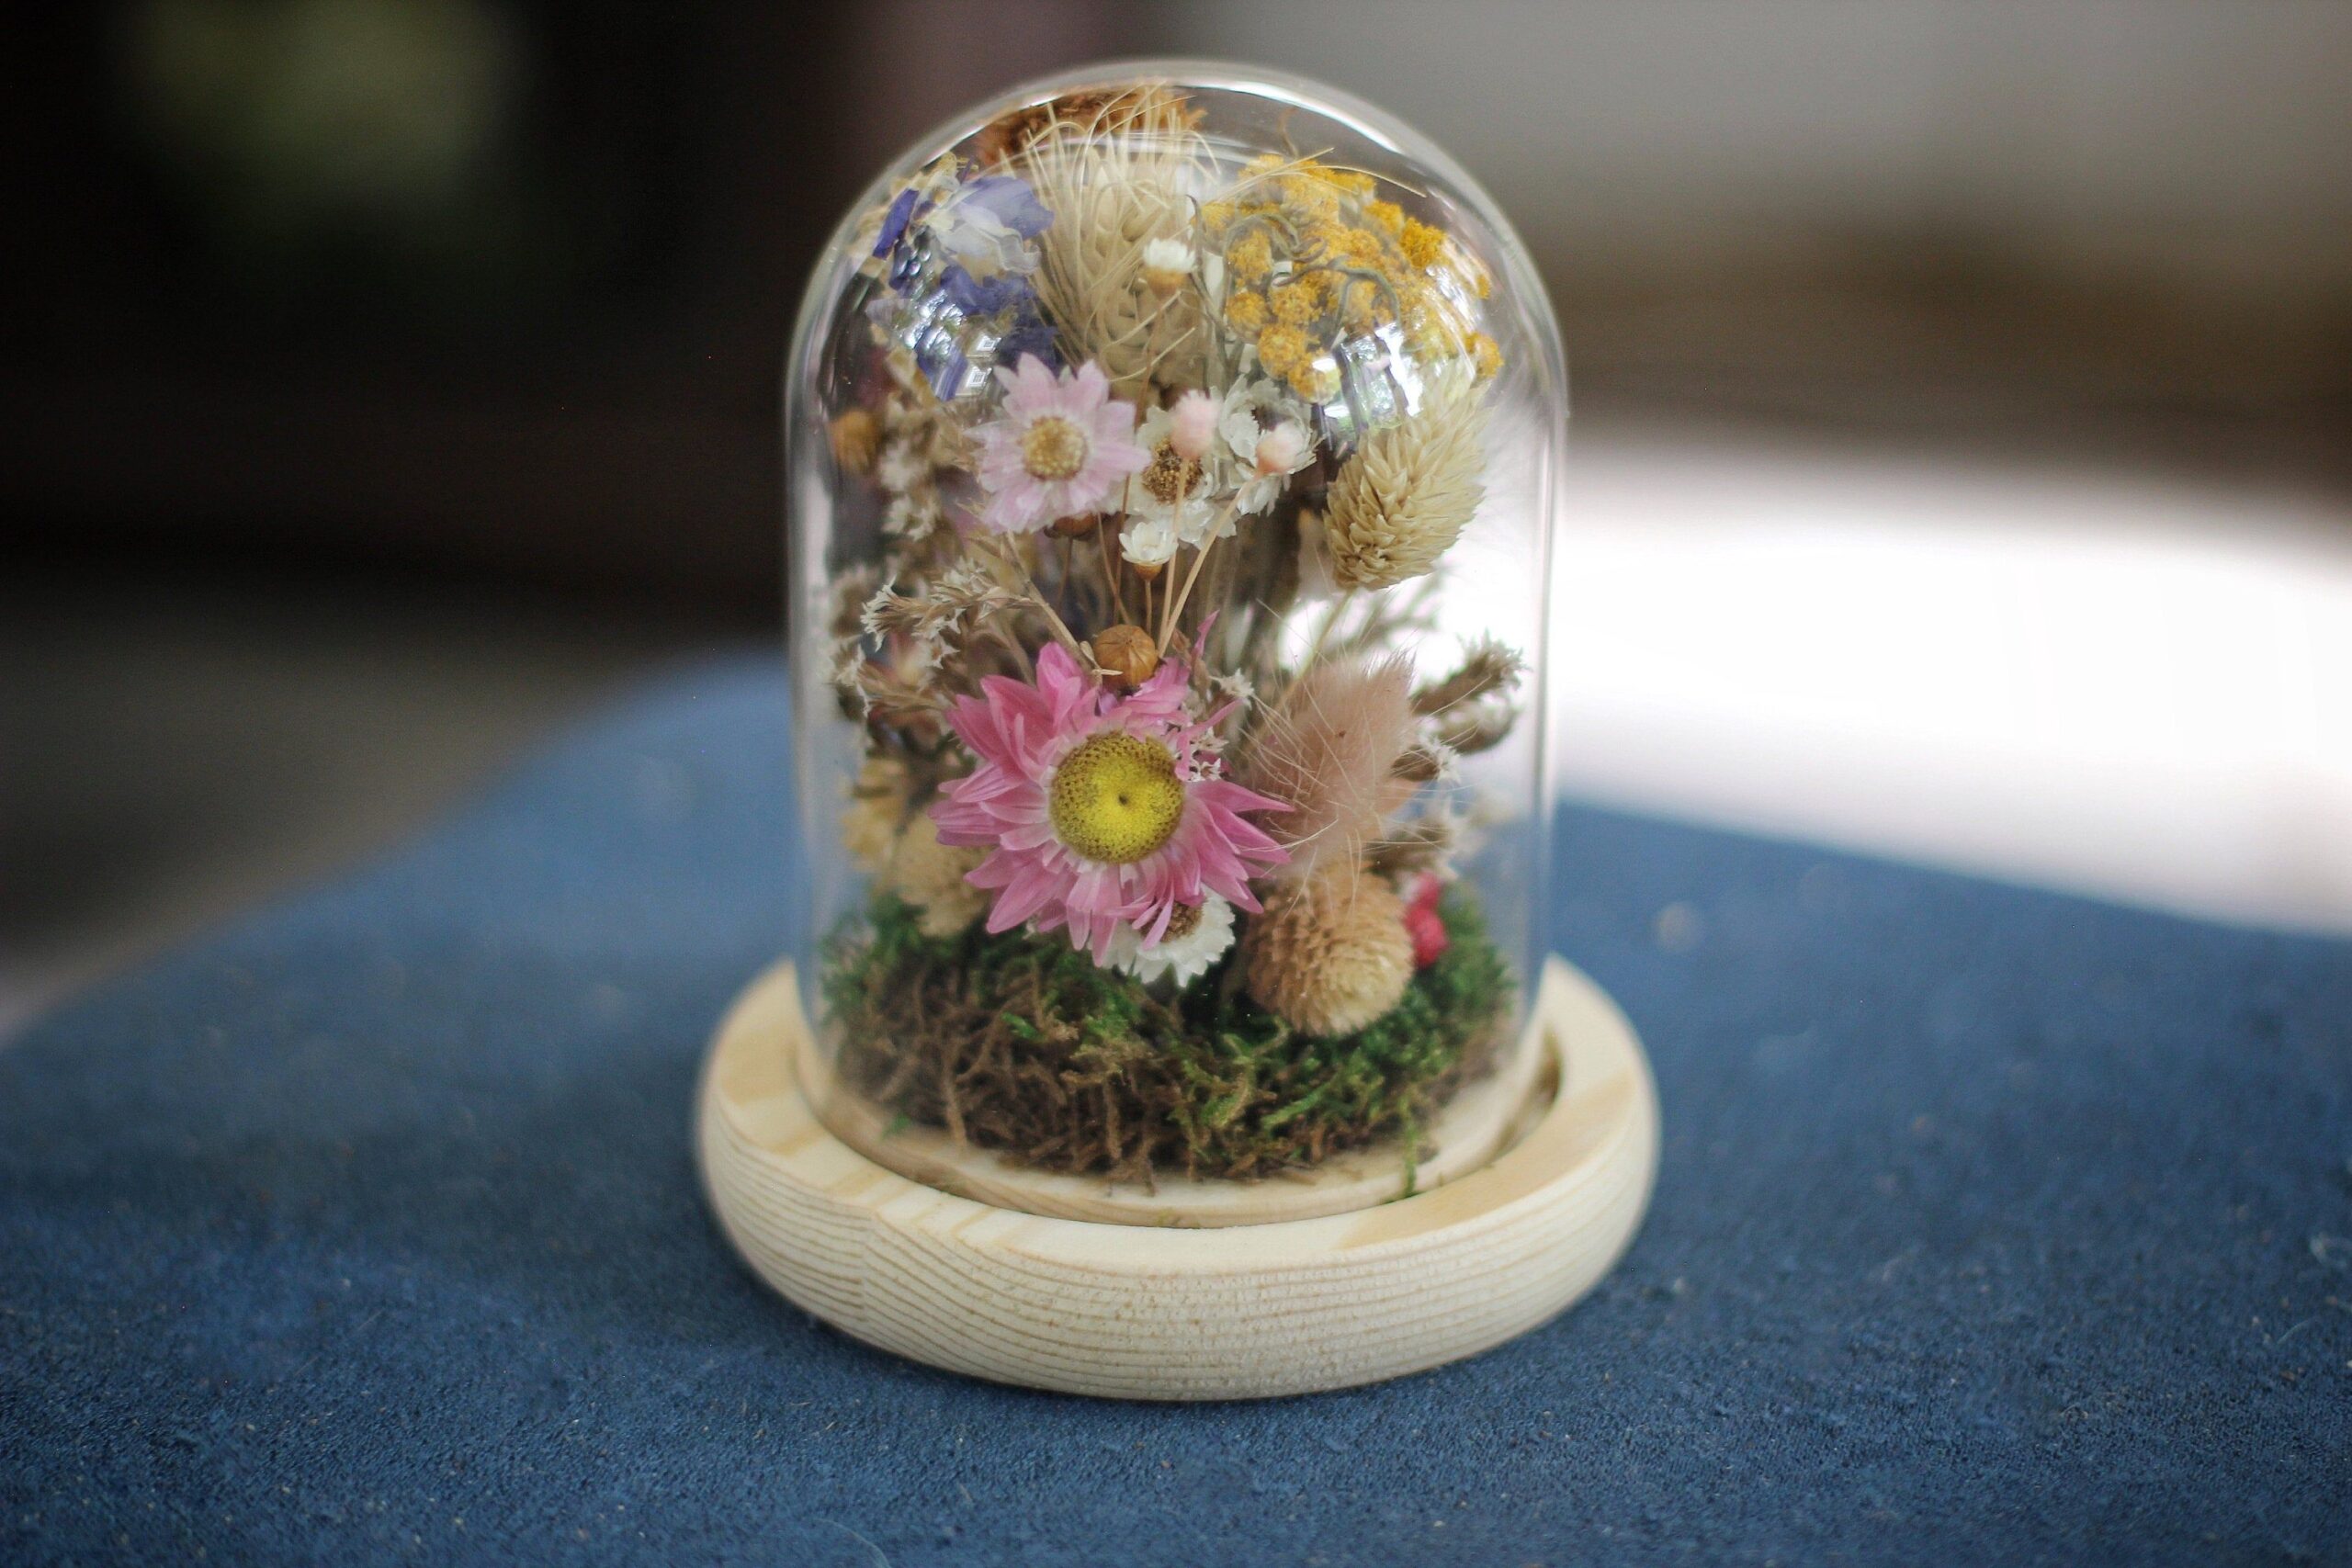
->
[989,625,1035,682]
[1294,588,1353,680]
[1158,542,1207,654]
[1157,501,1238,656]
[987,536,1087,663]
[1099,525,1129,624]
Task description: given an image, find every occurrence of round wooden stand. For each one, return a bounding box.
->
[695,954,1658,1400]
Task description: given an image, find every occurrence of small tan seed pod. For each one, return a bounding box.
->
[1091,624,1159,690]
[828,409,881,473]
[1244,867,1414,1036]
[1049,512,1099,537]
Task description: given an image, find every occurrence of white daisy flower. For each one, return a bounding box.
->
[1108,895,1236,989]
[1120,512,1179,567]
[1140,237,1197,295]
[1130,404,1231,549]
[1141,237,1196,275]
[1216,380,1316,514]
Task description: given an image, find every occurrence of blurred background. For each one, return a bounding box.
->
[6,0,2349,1029]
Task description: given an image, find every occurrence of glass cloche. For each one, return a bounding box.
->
[786,62,1563,1200]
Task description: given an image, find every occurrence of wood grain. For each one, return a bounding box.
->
[695,955,1658,1400]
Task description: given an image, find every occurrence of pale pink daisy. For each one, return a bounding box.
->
[970,355,1148,533]
[931,642,1289,962]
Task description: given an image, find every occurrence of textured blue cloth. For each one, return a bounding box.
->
[5,658,2348,1566]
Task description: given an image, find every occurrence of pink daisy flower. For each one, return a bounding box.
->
[971,355,1148,533]
[931,643,1289,962]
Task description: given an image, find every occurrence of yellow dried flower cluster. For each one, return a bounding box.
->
[1269,280,1322,325]
[1205,154,1503,402]
[1397,219,1445,270]
[1226,229,1273,284]
[1470,332,1504,380]
[1251,324,1310,378]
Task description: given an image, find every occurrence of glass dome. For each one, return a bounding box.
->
[786,61,1563,1197]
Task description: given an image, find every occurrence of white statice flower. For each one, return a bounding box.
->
[882,491,942,538]
[1106,895,1236,988]
[1208,666,1256,713]
[1216,380,1316,514]
[865,370,961,540]
[873,438,930,494]
[875,434,944,537]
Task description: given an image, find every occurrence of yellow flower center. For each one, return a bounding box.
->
[1021,415,1090,481]
[1048,733,1185,864]
[1139,441,1202,507]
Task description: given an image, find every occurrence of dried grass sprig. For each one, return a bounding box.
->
[1365,808,1465,879]
[1391,739,1458,785]
[830,642,947,728]
[1412,637,1523,716]
[978,535,1088,663]
[1016,88,1213,400]
[827,565,881,639]
[853,562,1060,692]
[1430,702,1518,758]
[1329,575,1441,661]
[976,85,1200,168]
[855,579,933,645]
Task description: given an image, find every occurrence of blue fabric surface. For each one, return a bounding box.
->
[5,657,2349,1567]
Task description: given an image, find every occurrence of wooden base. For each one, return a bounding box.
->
[695,954,1658,1400]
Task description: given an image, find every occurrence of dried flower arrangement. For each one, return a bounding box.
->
[813,82,1529,1182]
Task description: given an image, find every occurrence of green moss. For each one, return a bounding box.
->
[820,892,1512,1182]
